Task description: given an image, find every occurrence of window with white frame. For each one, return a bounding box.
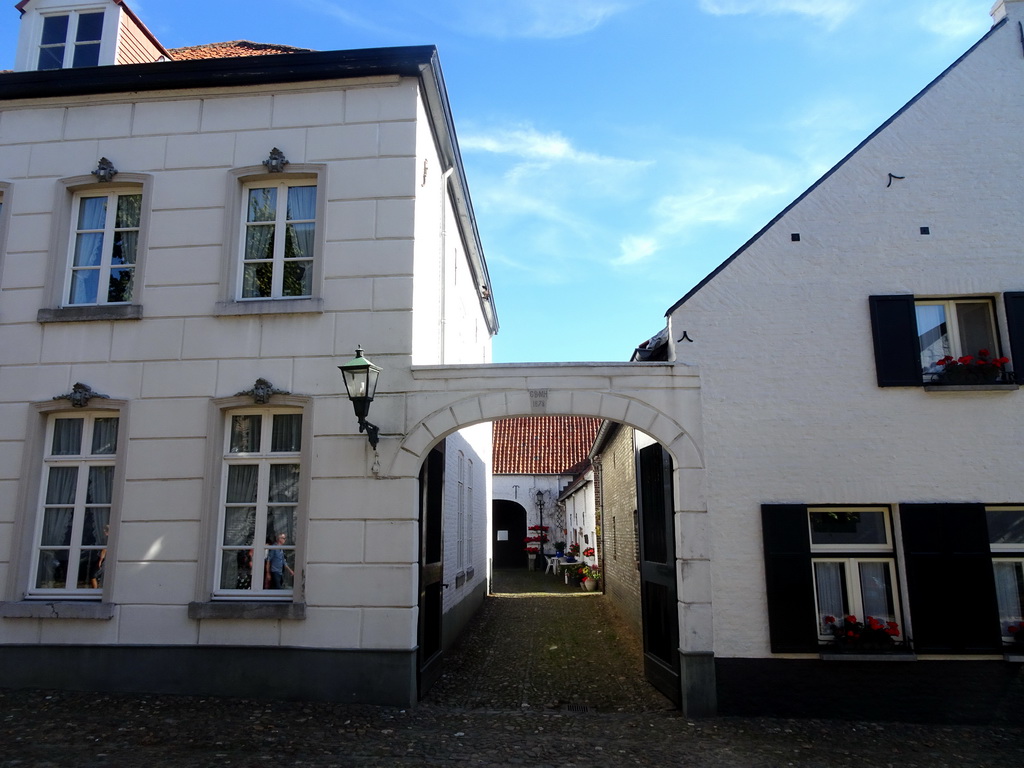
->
[37,10,105,70]
[808,508,900,639]
[456,451,465,571]
[31,413,118,597]
[215,409,302,598]
[916,298,1003,382]
[987,507,1024,641]
[466,458,474,569]
[238,181,316,300]
[65,190,141,306]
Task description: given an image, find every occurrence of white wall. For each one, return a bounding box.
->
[667,9,1024,658]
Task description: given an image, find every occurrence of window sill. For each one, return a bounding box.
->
[188,601,305,620]
[1004,653,1024,663]
[454,571,466,588]
[820,652,917,661]
[216,298,323,317]
[465,566,475,581]
[923,383,1018,392]
[0,601,116,620]
[37,305,143,323]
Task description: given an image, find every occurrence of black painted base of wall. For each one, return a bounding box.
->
[716,658,1024,724]
[442,577,486,651]
[0,645,418,706]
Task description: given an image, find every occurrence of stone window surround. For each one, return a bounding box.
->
[216,164,327,317]
[188,392,313,620]
[37,173,153,324]
[0,396,128,620]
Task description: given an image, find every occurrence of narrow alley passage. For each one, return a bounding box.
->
[423,568,674,714]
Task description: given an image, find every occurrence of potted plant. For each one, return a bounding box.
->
[934,349,1010,385]
[553,541,566,557]
[823,614,901,651]
[563,562,584,587]
[567,542,580,558]
[581,564,602,591]
[582,547,595,558]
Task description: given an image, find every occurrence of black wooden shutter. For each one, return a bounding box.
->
[761,504,818,653]
[1003,292,1024,385]
[900,504,1002,654]
[869,295,922,387]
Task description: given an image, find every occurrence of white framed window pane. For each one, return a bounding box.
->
[286,186,316,220]
[40,506,75,546]
[229,415,262,454]
[282,260,311,297]
[51,418,83,455]
[241,261,273,298]
[45,467,78,505]
[271,414,302,452]
[916,303,949,372]
[72,12,103,68]
[955,301,997,357]
[86,466,113,504]
[107,268,133,303]
[38,15,68,69]
[993,561,1023,635]
[858,562,896,623]
[268,464,299,503]
[72,231,105,268]
[266,507,296,542]
[225,465,258,504]
[222,506,256,546]
[247,187,277,222]
[68,268,99,305]
[36,551,68,588]
[809,509,889,547]
[115,193,141,228]
[220,550,254,590]
[77,195,107,231]
[814,561,847,632]
[987,509,1024,546]
[91,418,118,455]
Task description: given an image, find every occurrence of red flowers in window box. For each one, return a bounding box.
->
[935,349,1011,385]
[823,615,901,651]
[582,547,595,557]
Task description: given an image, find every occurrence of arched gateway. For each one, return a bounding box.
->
[372,361,713,717]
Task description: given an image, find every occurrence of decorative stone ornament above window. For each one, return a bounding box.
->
[53,382,109,408]
[263,148,288,173]
[235,378,290,405]
[91,157,117,183]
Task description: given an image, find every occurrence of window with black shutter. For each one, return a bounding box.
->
[761,504,819,653]
[869,294,1018,388]
[900,504,1002,654]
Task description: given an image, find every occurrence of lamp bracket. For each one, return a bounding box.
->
[359,418,380,449]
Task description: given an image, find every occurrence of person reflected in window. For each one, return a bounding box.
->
[264,533,293,589]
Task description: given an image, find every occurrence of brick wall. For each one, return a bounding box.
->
[595,424,642,636]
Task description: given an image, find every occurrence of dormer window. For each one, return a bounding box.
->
[37,10,104,69]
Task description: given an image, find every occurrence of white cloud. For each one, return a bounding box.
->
[614,236,659,266]
[460,125,621,165]
[916,0,988,40]
[698,0,859,28]
[452,0,631,38]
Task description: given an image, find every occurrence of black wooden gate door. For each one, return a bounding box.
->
[637,443,682,707]
[417,443,445,698]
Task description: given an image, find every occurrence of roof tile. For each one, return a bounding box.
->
[492,417,602,475]
[168,41,313,60]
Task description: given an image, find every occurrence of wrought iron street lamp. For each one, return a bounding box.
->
[338,346,382,449]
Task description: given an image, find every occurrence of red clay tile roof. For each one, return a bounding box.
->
[492,417,602,475]
[168,41,314,60]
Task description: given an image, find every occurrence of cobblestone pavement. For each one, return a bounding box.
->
[2,569,1021,767]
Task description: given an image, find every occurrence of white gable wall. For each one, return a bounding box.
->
[667,9,1024,658]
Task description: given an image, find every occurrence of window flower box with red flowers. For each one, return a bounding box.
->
[929,349,1013,386]
[582,547,595,558]
[1007,622,1024,646]
[823,615,904,652]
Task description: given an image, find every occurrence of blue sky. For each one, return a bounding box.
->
[2,1,996,362]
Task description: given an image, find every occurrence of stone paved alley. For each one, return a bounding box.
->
[1,568,1021,767]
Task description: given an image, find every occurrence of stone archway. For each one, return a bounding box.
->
[383,361,715,717]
